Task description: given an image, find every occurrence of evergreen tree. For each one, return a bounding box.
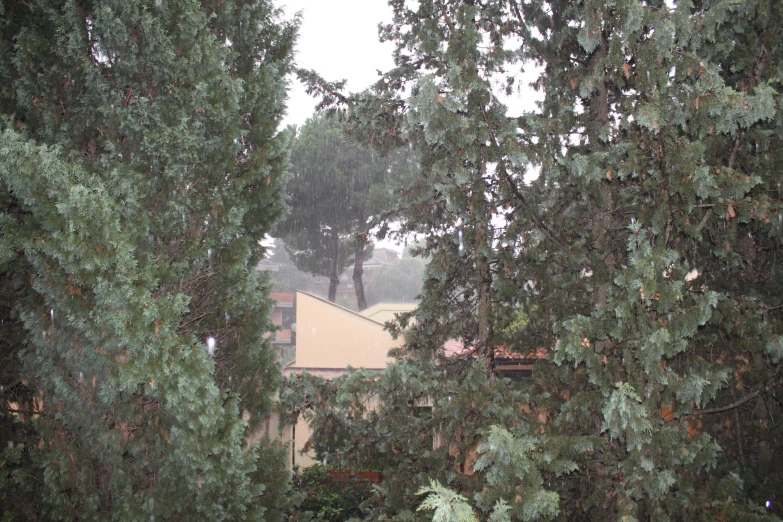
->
[0,0,296,519]
[293,0,782,520]
[277,114,405,309]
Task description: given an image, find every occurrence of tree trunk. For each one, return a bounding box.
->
[328,228,340,302]
[472,176,495,385]
[353,228,369,311]
[588,32,614,354]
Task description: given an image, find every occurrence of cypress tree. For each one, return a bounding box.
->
[294,0,782,520]
[0,0,296,519]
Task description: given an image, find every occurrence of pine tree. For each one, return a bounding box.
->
[0,0,296,519]
[277,114,404,309]
[293,0,783,520]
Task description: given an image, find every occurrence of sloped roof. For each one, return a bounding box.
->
[295,291,389,327]
[359,302,418,324]
[270,292,294,306]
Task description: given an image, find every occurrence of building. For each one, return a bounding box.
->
[257,291,406,469]
[358,302,417,324]
[255,290,546,471]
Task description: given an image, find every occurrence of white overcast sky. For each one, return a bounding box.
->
[275,0,396,128]
[275,0,543,127]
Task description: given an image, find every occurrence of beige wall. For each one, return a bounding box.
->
[253,292,407,470]
[246,410,318,470]
[293,292,401,369]
[291,416,318,469]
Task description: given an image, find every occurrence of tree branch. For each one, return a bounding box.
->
[682,381,780,418]
[1,378,22,395]
[478,106,568,251]
[696,209,712,233]
[728,129,742,170]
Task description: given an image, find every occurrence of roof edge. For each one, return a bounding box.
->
[295,290,394,326]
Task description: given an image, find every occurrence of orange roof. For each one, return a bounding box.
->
[443,339,547,361]
[270,292,294,305]
[495,345,548,360]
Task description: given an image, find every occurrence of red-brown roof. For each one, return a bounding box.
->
[495,345,548,360]
[443,339,548,361]
[270,292,294,305]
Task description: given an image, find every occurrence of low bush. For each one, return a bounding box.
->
[290,465,375,521]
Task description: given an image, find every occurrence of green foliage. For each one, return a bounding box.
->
[602,382,653,453]
[293,0,783,520]
[252,435,296,522]
[0,0,296,519]
[276,114,410,305]
[290,465,375,522]
[473,427,563,521]
[416,480,477,522]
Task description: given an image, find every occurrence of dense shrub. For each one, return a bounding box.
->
[290,465,375,521]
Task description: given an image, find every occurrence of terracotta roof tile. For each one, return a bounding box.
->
[270,292,294,304]
[442,339,548,361]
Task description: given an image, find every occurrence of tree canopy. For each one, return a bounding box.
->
[0,0,295,519]
[277,114,411,308]
[291,0,783,520]
[2,0,782,520]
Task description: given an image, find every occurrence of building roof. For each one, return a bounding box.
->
[279,291,544,380]
[270,292,294,306]
[295,290,390,327]
[359,302,418,324]
[443,339,548,362]
[495,345,549,361]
